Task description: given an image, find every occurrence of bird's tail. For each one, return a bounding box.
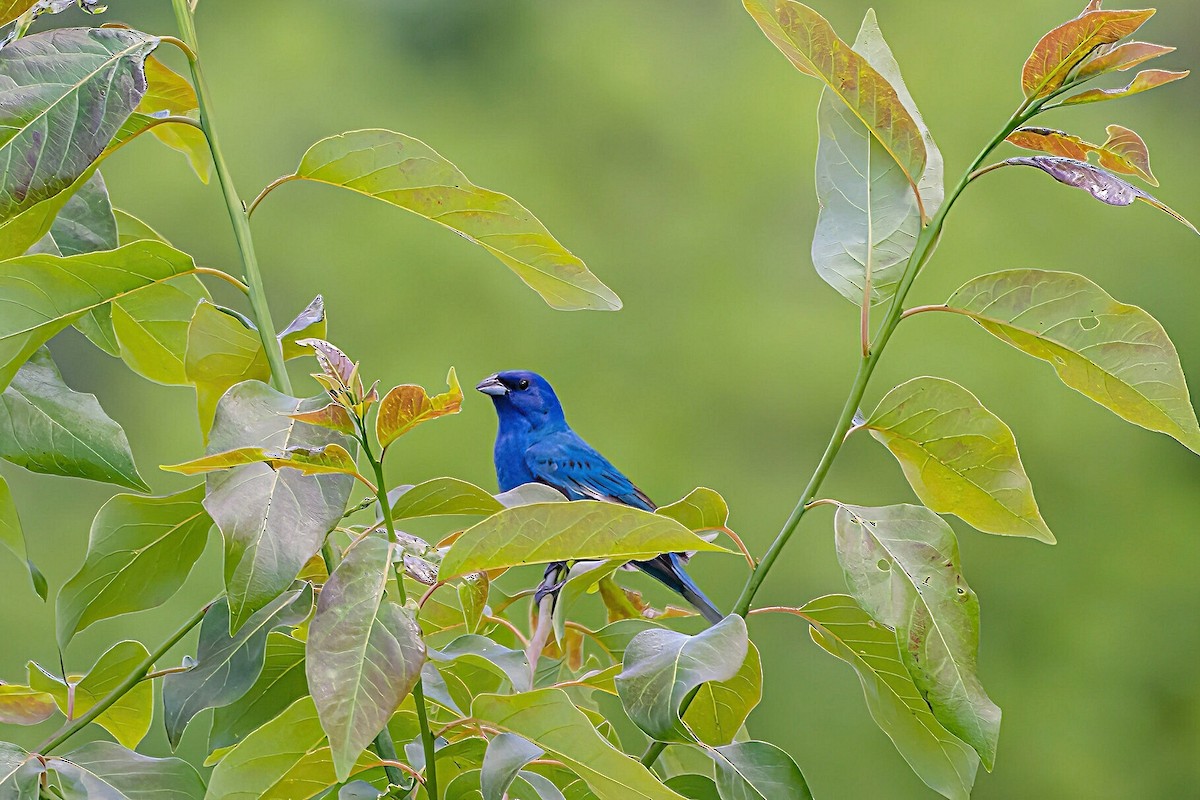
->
[635,553,724,625]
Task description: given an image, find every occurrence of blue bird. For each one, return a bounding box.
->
[477,370,723,624]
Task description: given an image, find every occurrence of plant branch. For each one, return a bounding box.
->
[169,0,291,394]
[37,601,211,753]
[247,175,299,217]
[641,100,1032,770]
[191,266,249,294]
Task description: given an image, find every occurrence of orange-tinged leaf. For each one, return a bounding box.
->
[288,402,356,435]
[375,367,462,448]
[742,0,927,207]
[1076,41,1174,80]
[1098,124,1156,185]
[137,56,211,183]
[1007,127,1095,161]
[163,443,360,478]
[1060,68,1189,105]
[0,684,57,725]
[1080,0,1103,13]
[1021,8,1155,99]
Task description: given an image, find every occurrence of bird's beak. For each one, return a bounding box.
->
[476,374,508,396]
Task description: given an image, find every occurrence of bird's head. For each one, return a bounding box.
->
[476,370,565,429]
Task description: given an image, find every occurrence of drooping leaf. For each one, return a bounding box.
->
[441,501,726,580]
[113,275,211,386]
[203,381,353,630]
[48,741,205,800]
[0,741,43,798]
[1004,155,1195,232]
[946,269,1200,453]
[208,632,307,751]
[615,615,748,744]
[1075,40,1174,80]
[264,129,621,310]
[481,733,544,800]
[684,642,762,747]
[0,684,56,725]
[137,55,210,182]
[0,474,43,598]
[864,376,1053,542]
[113,208,167,245]
[834,503,1000,769]
[307,534,426,781]
[376,367,463,448]
[163,585,311,747]
[56,485,211,646]
[184,301,270,434]
[655,487,729,532]
[163,443,360,479]
[0,239,201,389]
[205,696,374,800]
[803,594,979,800]
[1021,8,1154,99]
[472,689,687,800]
[810,8,943,306]
[1059,68,1188,105]
[385,477,504,521]
[0,347,148,490]
[0,28,157,223]
[742,1,927,203]
[279,295,326,359]
[29,641,153,748]
[709,740,813,800]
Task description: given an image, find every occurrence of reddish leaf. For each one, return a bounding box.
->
[1098,124,1156,185]
[288,402,356,435]
[742,0,927,208]
[1021,8,1154,99]
[1076,41,1174,80]
[1060,68,1189,105]
[1007,127,1095,161]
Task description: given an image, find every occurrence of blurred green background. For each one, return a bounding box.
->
[2,1,1198,797]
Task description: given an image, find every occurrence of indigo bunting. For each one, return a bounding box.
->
[477,370,723,624]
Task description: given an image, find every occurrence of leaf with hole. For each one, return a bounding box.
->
[0,347,147,490]
[307,534,426,782]
[834,503,1000,769]
[1021,8,1154,99]
[802,594,979,800]
[57,485,211,647]
[163,585,312,747]
[946,269,1200,453]
[864,376,1053,542]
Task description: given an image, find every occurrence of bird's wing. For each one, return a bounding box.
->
[524,431,656,512]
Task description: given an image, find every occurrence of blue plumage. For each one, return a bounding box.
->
[477,370,723,624]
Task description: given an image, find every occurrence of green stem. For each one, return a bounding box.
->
[363,434,439,799]
[641,102,1032,770]
[169,0,291,394]
[38,602,210,753]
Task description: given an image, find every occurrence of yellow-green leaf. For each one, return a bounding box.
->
[184,301,269,435]
[29,641,153,748]
[376,367,463,448]
[163,443,359,479]
[0,474,44,599]
[113,277,211,385]
[137,55,211,182]
[0,684,56,725]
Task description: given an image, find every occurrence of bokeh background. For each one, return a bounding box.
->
[2,1,1198,797]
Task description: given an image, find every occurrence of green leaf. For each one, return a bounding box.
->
[709,741,812,800]
[431,635,531,695]
[615,615,747,744]
[163,443,360,479]
[29,641,153,749]
[481,733,544,800]
[184,301,270,434]
[496,482,570,508]
[742,1,927,203]
[137,55,211,183]
[114,275,211,386]
[864,376,1053,543]
[279,295,326,359]
[0,741,43,799]
[946,269,1200,453]
[40,171,118,256]
[0,684,57,725]
[113,208,168,246]
[802,594,978,800]
[208,632,307,751]
[0,347,148,490]
[472,689,687,800]
[664,775,721,800]
[811,8,943,306]
[57,485,211,646]
[269,129,621,311]
[654,488,729,532]
[0,239,202,391]
[163,585,312,747]
[376,368,463,448]
[307,534,426,781]
[205,695,374,800]
[0,474,44,598]
[834,503,1000,769]
[48,741,205,800]
[441,501,727,580]
[0,28,158,224]
[590,618,663,661]
[1021,8,1154,99]
[684,642,762,747]
[551,559,624,645]
[203,381,354,630]
[386,477,504,521]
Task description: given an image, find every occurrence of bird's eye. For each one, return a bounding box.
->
[518,379,530,390]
